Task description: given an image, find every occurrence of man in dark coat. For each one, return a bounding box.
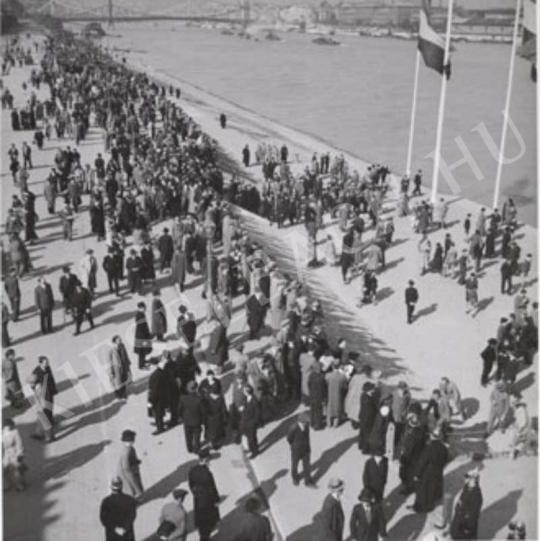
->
[34,277,55,334]
[358,382,378,454]
[413,429,449,513]
[242,144,250,167]
[157,227,174,272]
[188,449,220,541]
[177,305,197,352]
[30,356,57,442]
[103,247,122,296]
[405,280,418,324]
[349,489,387,541]
[246,291,267,340]
[480,338,498,386]
[59,265,79,317]
[239,385,261,458]
[399,412,426,495]
[140,241,155,283]
[148,355,170,435]
[362,454,388,502]
[71,283,94,336]
[150,289,167,341]
[235,496,272,541]
[179,381,205,454]
[99,477,137,541]
[134,302,152,369]
[308,361,327,430]
[287,411,314,486]
[318,478,345,541]
[126,249,143,295]
[4,267,21,321]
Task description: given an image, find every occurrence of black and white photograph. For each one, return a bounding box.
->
[0,0,538,539]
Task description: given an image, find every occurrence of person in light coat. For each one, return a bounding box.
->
[3,418,26,491]
[79,249,98,297]
[116,430,143,500]
[107,336,132,400]
[439,377,465,421]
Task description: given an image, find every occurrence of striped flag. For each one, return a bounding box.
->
[417,0,451,78]
[519,0,536,81]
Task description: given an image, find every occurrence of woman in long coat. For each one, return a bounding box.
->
[344,368,366,426]
[413,431,449,513]
[117,431,144,499]
[107,336,132,399]
[308,361,327,430]
[358,382,378,454]
[150,289,167,341]
[204,383,228,449]
[450,472,483,540]
[134,302,153,370]
[325,364,348,427]
[188,456,220,539]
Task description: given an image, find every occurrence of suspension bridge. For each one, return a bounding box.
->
[28,0,252,25]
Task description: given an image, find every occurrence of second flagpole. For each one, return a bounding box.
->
[406,50,421,177]
[430,0,455,203]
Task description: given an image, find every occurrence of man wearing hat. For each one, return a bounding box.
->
[349,488,387,541]
[319,478,345,541]
[235,496,273,541]
[148,354,170,435]
[188,449,220,541]
[100,477,137,541]
[178,381,205,454]
[158,488,188,541]
[362,450,388,503]
[398,412,426,495]
[116,430,144,500]
[480,338,498,387]
[286,411,315,487]
[405,280,418,324]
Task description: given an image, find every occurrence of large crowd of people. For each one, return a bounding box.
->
[1,30,537,541]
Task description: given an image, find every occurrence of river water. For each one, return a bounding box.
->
[102,22,536,225]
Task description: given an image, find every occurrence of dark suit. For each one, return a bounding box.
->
[158,233,174,271]
[480,344,497,386]
[362,456,388,502]
[188,464,220,540]
[177,317,197,349]
[240,397,261,456]
[319,494,345,541]
[287,423,312,484]
[4,275,20,320]
[34,282,54,333]
[59,272,79,313]
[99,491,137,541]
[405,286,418,323]
[148,367,169,432]
[349,501,387,541]
[179,392,205,453]
[72,287,94,334]
[103,254,122,295]
[235,511,273,541]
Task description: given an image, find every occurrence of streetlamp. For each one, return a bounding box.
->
[204,219,216,296]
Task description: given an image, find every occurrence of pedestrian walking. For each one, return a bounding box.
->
[188,448,220,541]
[116,430,144,500]
[405,280,418,324]
[99,477,137,541]
[287,411,314,486]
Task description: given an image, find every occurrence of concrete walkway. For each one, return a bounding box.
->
[1,34,538,541]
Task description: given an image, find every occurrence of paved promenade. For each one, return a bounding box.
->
[1,35,538,541]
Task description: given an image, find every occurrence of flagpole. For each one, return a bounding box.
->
[493,0,522,209]
[406,50,421,176]
[430,0,455,203]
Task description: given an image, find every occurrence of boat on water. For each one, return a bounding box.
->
[221,28,235,36]
[313,36,340,46]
